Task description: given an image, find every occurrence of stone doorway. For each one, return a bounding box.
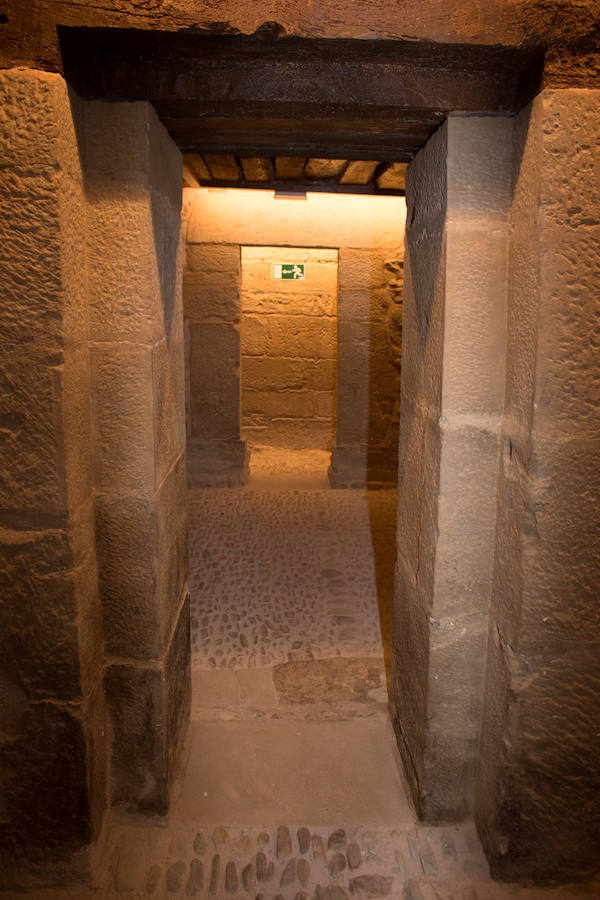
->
[240,245,338,471]
[3,18,599,889]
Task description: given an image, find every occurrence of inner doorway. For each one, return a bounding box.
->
[240,245,338,484]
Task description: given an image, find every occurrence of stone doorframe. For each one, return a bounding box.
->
[2,62,599,888]
[181,191,406,489]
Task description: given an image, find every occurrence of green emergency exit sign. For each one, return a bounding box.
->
[272,263,305,280]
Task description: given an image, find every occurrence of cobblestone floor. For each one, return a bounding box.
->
[4,453,598,898]
[188,484,395,670]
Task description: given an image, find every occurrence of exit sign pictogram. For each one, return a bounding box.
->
[272,263,305,280]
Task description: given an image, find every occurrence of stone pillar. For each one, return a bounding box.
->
[82,101,190,815]
[331,247,403,487]
[391,116,512,820]
[476,89,600,883]
[0,70,104,877]
[184,242,248,485]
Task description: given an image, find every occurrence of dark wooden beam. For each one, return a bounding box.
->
[58,27,543,160]
[184,180,405,197]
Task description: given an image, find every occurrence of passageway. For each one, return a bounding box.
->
[96,456,497,897]
[75,456,596,898]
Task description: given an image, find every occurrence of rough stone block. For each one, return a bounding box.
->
[96,459,186,663]
[189,322,240,441]
[186,243,241,276]
[338,288,389,323]
[0,701,90,862]
[95,491,161,661]
[258,314,336,359]
[61,343,95,513]
[105,595,190,815]
[0,525,81,702]
[338,248,389,291]
[0,69,74,169]
[447,116,513,216]
[443,221,508,416]
[183,275,240,322]
[242,389,316,419]
[152,336,186,490]
[240,316,268,356]
[187,438,248,487]
[156,452,189,649]
[90,342,154,494]
[104,662,167,813]
[243,417,334,450]
[335,377,369,445]
[0,168,66,348]
[0,345,68,515]
[165,594,192,779]
[329,443,367,487]
[243,288,335,317]
[85,197,164,343]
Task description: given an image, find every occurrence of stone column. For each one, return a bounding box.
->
[331,247,403,487]
[476,89,600,883]
[184,241,248,486]
[82,101,190,815]
[391,116,512,820]
[0,70,104,876]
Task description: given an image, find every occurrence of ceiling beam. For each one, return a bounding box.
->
[59,27,543,160]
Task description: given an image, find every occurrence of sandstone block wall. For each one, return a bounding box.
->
[184,242,247,486]
[82,100,190,816]
[333,249,404,486]
[0,70,103,875]
[476,89,600,883]
[0,74,191,882]
[183,189,405,485]
[392,116,512,822]
[241,246,338,450]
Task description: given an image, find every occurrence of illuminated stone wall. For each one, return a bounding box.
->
[240,246,338,450]
[0,72,190,881]
[183,189,406,485]
[476,88,600,884]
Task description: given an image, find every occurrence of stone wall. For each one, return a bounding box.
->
[241,246,338,450]
[392,115,512,822]
[183,189,405,486]
[476,89,600,883]
[0,69,103,878]
[81,100,190,817]
[0,71,190,882]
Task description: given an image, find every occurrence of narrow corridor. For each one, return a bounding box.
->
[20,453,600,897]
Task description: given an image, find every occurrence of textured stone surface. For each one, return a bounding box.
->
[184,193,404,482]
[392,115,512,822]
[105,596,190,815]
[81,96,190,824]
[241,246,338,451]
[188,321,240,441]
[476,89,600,884]
[189,485,395,668]
[0,69,103,877]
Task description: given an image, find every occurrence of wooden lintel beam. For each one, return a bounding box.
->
[183,179,405,197]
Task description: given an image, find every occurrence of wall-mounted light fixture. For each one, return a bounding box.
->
[273,191,308,200]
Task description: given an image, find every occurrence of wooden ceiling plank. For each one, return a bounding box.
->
[376,161,408,190]
[184,153,212,182]
[274,157,307,179]
[239,156,273,182]
[339,160,380,185]
[203,154,241,181]
[304,158,348,179]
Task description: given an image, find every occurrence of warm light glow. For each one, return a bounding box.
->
[184,187,406,250]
